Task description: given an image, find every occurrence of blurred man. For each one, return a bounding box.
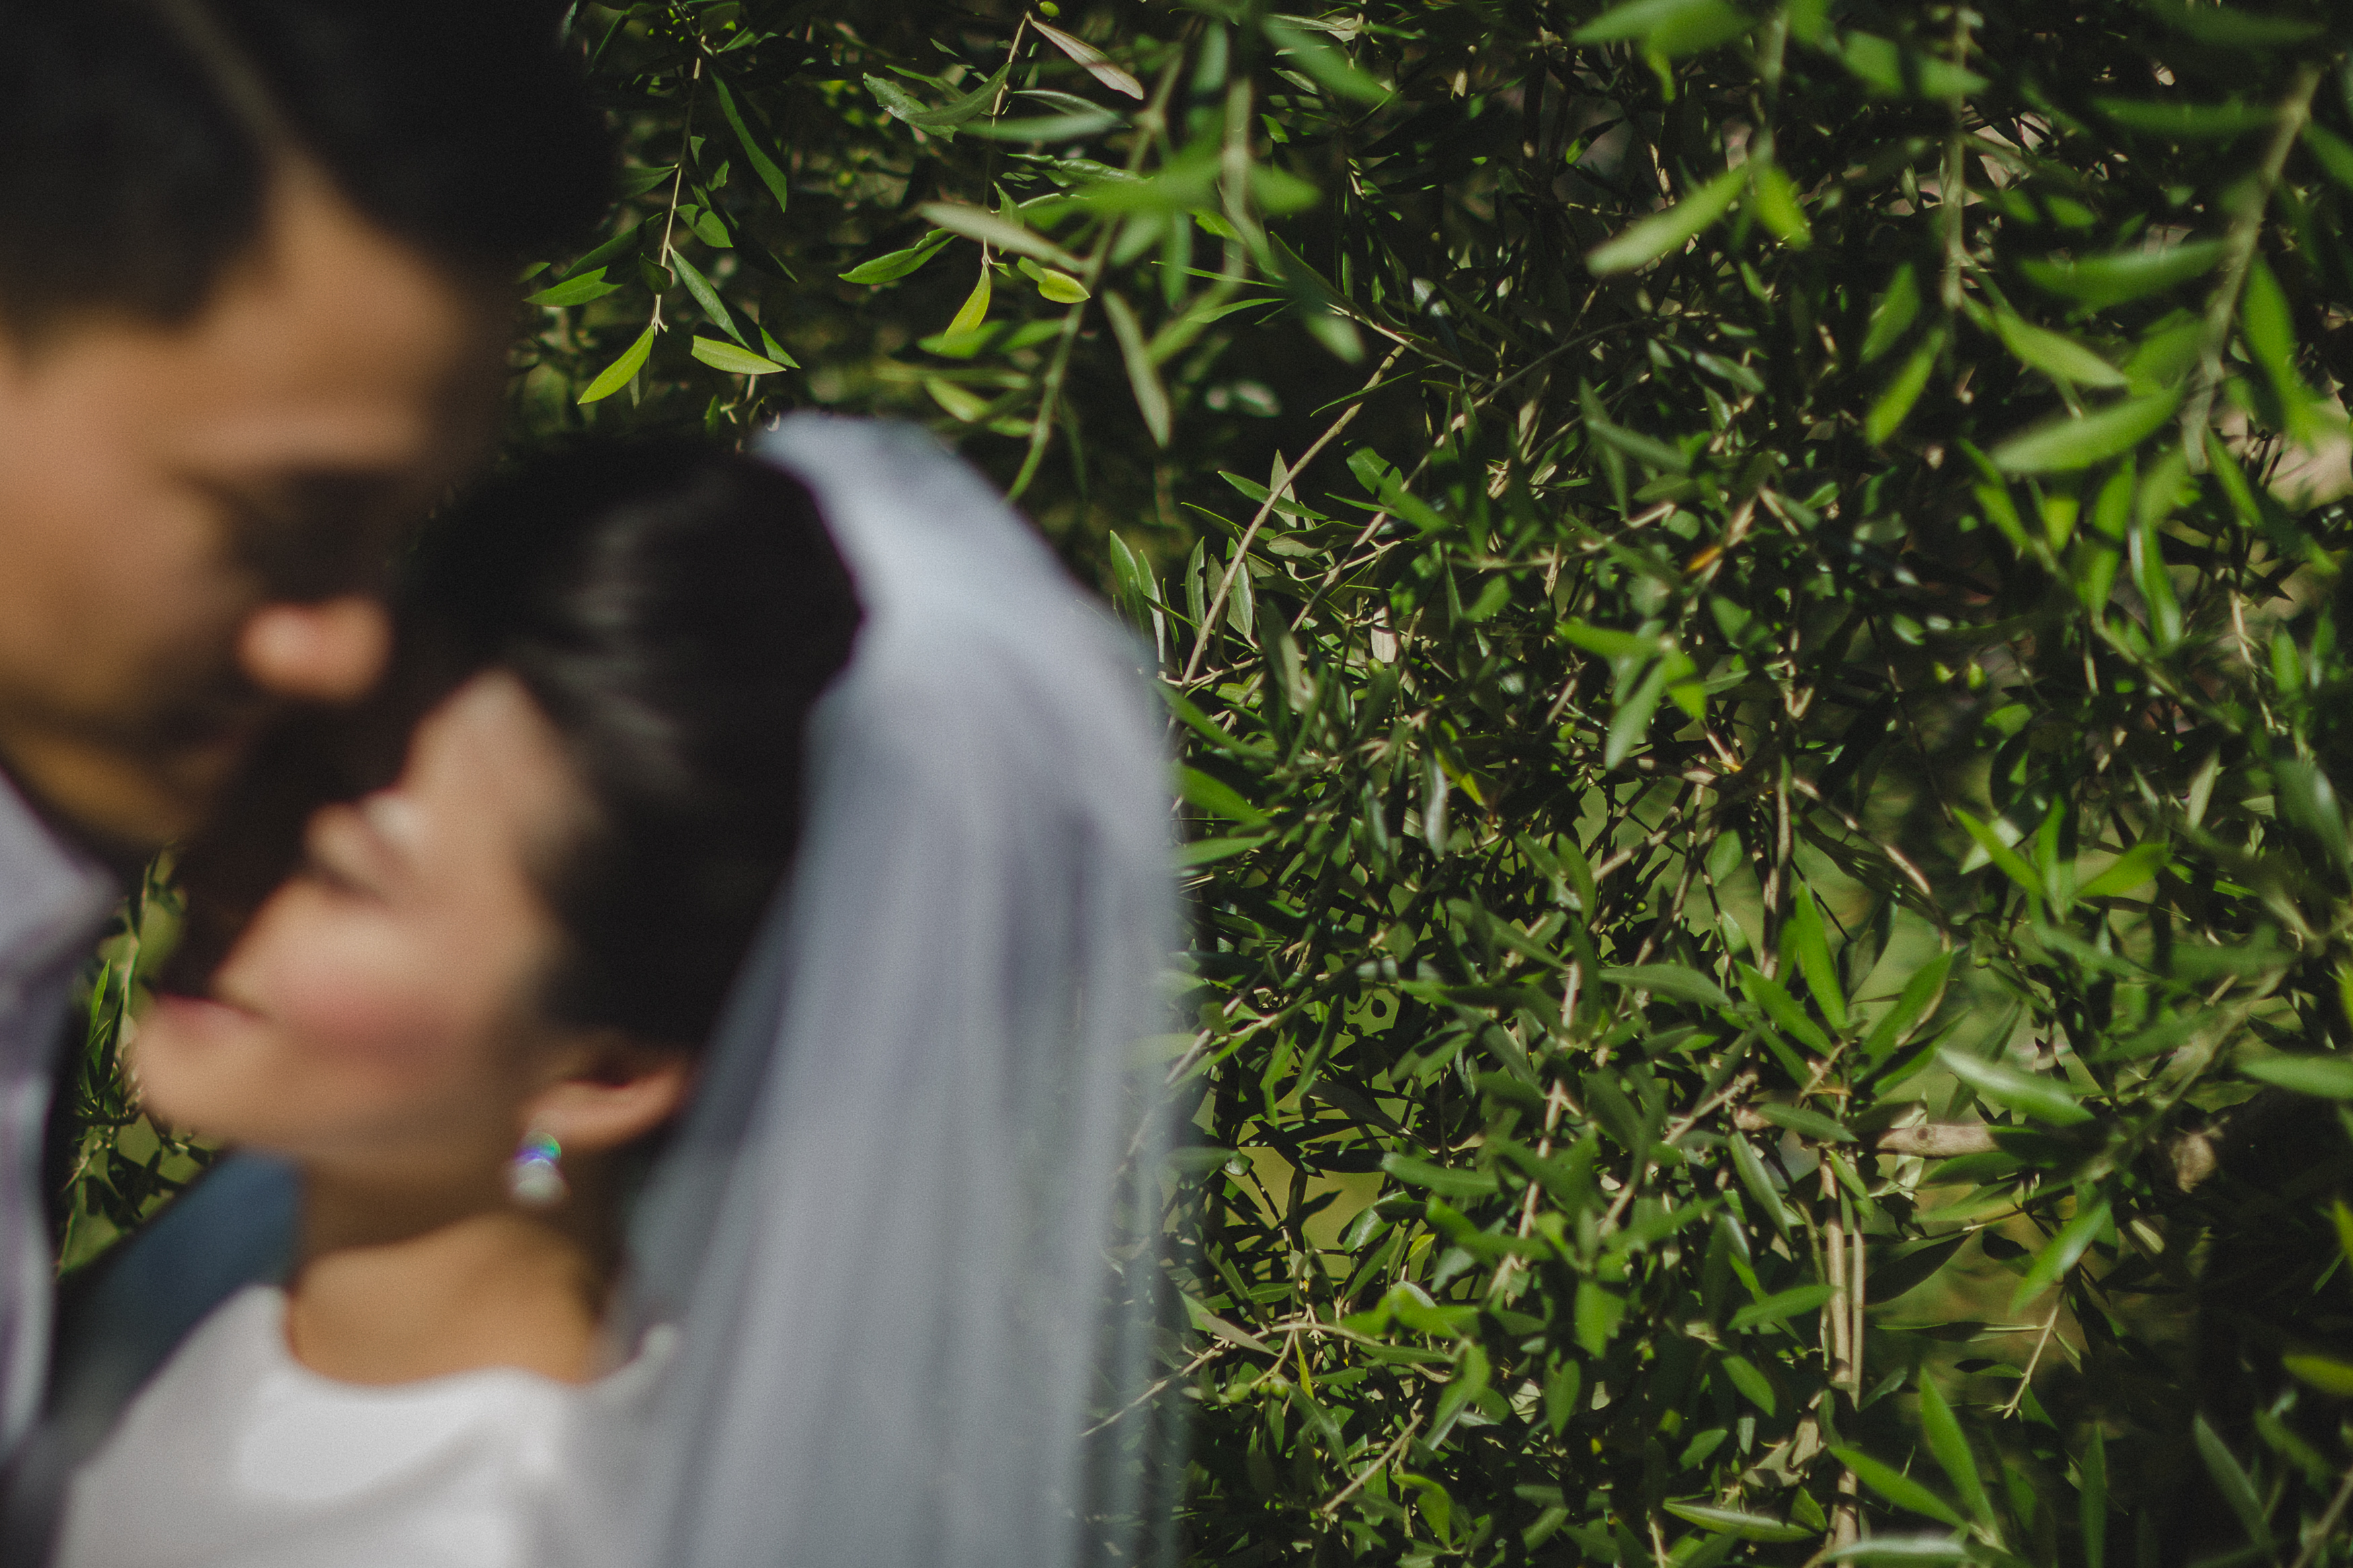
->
[0,0,607,1465]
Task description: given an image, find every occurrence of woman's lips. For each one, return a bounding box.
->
[148,992,263,1046]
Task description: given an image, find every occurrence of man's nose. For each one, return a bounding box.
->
[235,597,392,704]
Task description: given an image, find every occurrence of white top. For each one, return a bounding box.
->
[0,770,114,1454]
[56,1286,657,1568]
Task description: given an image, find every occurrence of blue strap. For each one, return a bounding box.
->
[0,1153,297,1565]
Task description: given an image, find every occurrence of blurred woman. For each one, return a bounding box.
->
[56,442,861,1567]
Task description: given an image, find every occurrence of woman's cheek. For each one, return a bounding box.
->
[237,909,479,1080]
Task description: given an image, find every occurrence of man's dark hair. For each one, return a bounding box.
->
[0,0,610,337]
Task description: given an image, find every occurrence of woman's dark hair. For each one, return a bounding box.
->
[169,440,862,1049]
[400,440,863,1046]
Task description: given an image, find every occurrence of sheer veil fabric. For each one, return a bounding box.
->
[554,416,1181,1568]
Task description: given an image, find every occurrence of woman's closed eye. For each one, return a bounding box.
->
[298,799,411,901]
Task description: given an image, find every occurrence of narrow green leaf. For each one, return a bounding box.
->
[2243,257,2313,432]
[1585,417,1691,473]
[1035,267,1090,302]
[1264,15,1391,101]
[524,268,622,308]
[2077,840,2168,901]
[1941,1049,2093,1125]
[2193,1415,2273,1548]
[2283,1354,2353,1397]
[1739,966,1834,1054]
[2151,1,2320,45]
[945,266,992,338]
[1574,1280,1628,1354]
[1862,952,1953,1066]
[924,378,990,422]
[2022,242,2229,308]
[2096,98,2278,138]
[1829,1446,1968,1528]
[1173,835,1265,868]
[2081,1428,2109,1568]
[1868,329,1944,446]
[575,321,657,405]
[917,202,1081,267]
[839,231,954,285]
[1600,963,1730,1009]
[1838,32,1985,97]
[670,251,746,346]
[1748,160,1811,247]
[1914,1375,1995,1525]
[1787,886,1848,1028]
[2305,124,2353,192]
[2241,1053,2353,1099]
[757,324,797,368]
[1990,388,2185,473]
[1572,0,1756,56]
[1993,312,2128,387]
[711,77,791,214]
[1103,291,1172,448]
[1955,809,2042,901]
[1728,1282,1835,1332]
[1380,1152,1499,1199]
[1033,17,1146,99]
[959,110,1123,143]
[1178,766,1267,825]
[1718,1352,1778,1415]
[2273,757,2352,874]
[1829,1538,1972,1561]
[2011,1197,2110,1312]
[1728,1134,1792,1237]
[1605,659,1670,767]
[689,336,788,375]
[1588,167,1747,276]
[1663,1503,1812,1543]
[1757,1103,1853,1143]
[1862,263,1921,364]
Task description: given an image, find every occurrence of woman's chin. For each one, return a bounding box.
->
[128,994,267,1134]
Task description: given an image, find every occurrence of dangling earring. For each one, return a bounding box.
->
[508,1125,568,1209]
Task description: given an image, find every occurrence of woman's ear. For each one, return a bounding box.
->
[521,1034,695,1155]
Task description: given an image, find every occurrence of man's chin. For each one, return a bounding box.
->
[0,724,265,867]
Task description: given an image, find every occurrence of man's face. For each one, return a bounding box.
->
[0,166,508,862]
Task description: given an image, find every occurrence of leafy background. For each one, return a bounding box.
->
[58,0,2353,1562]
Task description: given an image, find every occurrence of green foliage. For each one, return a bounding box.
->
[63,0,2353,1561]
[56,862,208,1274]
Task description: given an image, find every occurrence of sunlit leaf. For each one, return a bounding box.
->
[1032,17,1146,99]
[2022,241,2229,307]
[524,268,623,308]
[689,337,789,375]
[575,321,657,404]
[1587,166,1746,276]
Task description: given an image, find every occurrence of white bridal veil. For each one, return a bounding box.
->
[556,415,1183,1568]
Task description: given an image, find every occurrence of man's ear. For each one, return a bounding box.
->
[521,1035,695,1155]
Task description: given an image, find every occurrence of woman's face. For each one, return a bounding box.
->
[132,671,588,1189]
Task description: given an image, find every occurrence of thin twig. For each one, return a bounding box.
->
[2181,66,2320,467]
[1998,1304,2062,1418]
[1319,1412,1423,1518]
[2288,1462,2353,1568]
[1181,346,1408,682]
[1082,1343,1227,1436]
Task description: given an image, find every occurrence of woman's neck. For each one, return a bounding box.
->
[286,1173,606,1386]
